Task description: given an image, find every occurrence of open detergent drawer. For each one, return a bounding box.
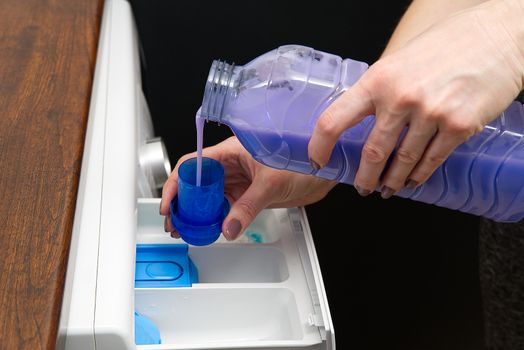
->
[57,0,334,349]
[135,200,335,350]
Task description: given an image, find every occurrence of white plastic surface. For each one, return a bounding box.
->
[137,288,303,344]
[136,199,335,350]
[59,0,142,349]
[58,0,113,348]
[288,207,336,349]
[93,0,139,348]
[190,246,289,283]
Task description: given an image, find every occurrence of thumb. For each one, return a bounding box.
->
[222,181,274,241]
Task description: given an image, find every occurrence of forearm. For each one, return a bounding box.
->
[382,0,489,56]
[384,0,524,88]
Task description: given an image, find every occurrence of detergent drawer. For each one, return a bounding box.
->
[135,199,335,350]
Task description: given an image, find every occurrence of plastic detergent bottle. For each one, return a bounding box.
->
[198,44,524,223]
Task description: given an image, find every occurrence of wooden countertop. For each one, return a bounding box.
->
[0,0,104,348]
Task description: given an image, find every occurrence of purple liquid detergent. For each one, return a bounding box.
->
[199,45,524,222]
[196,108,205,187]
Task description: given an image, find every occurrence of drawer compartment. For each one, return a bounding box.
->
[190,246,288,283]
[134,199,334,349]
[135,288,303,345]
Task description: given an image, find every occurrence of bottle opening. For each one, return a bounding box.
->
[201,60,236,123]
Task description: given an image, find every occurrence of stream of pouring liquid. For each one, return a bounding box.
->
[196,108,204,186]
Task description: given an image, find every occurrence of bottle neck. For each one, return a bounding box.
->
[201,60,239,123]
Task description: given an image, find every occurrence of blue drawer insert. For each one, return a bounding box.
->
[135,244,199,288]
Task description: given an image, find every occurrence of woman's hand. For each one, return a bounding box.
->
[160,136,336,240]
[308,0,524,198]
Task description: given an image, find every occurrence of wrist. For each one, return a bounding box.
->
[501,0,524,87]
[515,0,524,81]
[382,0,491,57]
[478,0,524,89]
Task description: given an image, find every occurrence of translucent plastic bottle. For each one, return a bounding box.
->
[199,44,524,222]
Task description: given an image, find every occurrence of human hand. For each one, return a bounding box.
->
[160,136,336,240]
[308,0,524,199]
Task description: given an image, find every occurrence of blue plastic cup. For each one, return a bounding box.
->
[170,157,230,246]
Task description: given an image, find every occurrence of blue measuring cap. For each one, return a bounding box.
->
[170,157,230,246]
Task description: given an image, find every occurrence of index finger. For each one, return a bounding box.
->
[308,81,374,168]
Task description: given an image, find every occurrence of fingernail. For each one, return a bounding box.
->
[355,185,371,197]
[309,157,321,171]
[164,216,169,232]
[381,186,395,199]
[159,199,163,215]
[404,179,419,189]
[225,219,242,240]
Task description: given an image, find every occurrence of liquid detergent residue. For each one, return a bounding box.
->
[245,230,264,243]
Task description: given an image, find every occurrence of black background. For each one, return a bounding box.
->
[129,1,485,349]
